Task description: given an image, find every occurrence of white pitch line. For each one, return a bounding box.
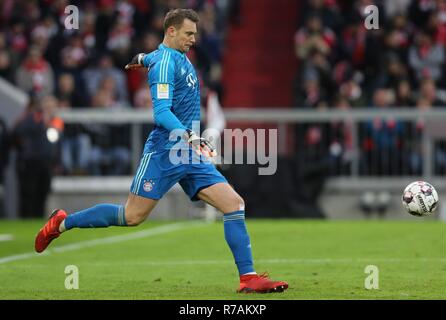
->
[0,221,206,265]
[0,234,14,241]
[97,257,446,265]
[0,251,51,264]
[6,257,446,268]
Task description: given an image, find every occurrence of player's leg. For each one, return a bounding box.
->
[197,182,288,293]
[123,193,158,226]
[34,193,158,253]
[181,162,288,293]
[61,193,158,230]
[35,150,164,253]
[197,182,254,273]
[197,182,244,213]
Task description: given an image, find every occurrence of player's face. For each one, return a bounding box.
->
[174,18,197,53]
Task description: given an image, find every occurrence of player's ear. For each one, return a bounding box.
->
[167,26,177,38]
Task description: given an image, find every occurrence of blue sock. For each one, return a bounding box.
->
[223,210,255,275]
[64,204,127,230]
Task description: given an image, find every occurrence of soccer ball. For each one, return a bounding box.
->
[402,181,439,216]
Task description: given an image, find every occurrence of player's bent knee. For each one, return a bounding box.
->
[124,209,148,226]
[238,197,245,210]
[235,195,245,211]
[125,214,144,226]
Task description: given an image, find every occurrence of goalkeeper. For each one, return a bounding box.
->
[34,8,287,294]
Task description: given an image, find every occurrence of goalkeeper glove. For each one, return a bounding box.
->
[125,53,145,69]
[184,129,217,158]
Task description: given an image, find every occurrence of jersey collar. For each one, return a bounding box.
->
[159,44,184,57]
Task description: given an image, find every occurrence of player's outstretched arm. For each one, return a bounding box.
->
[184,129,217,158]
[125,53,146,69]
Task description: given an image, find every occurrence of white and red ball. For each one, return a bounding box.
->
[402,181,439,217]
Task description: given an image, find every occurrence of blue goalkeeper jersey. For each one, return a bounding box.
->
[142,44,200,152]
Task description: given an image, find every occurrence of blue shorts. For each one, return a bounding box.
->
[130,149,227,201]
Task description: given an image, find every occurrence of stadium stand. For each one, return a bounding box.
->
[293,0,446,176]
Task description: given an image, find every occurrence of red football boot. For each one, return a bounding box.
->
[35,209,67,253]
[237,272,289,293]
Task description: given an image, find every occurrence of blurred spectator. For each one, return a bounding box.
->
[133,82,154,149]
[386,14,413,62]
[409,0,438,28]
[417,77,445,106]
[338,18,367,70]
[0,49,13,83]
[295,72,328,108]
[300,0,342,32]
[362,27,385,91]
[98,75,128,106]
[328,95,354,174]
[58,97,92,176]
[80,11,97,54]
[15,45,54,97]
[107,16,134,67]
[82,54,129,105]
[141,31,162,53]
[302,49,336,102]
[8,20,28,60]
[133,82,153,109]
[294,14,336,61]
[375,53,409,90]
[394,79,416,106]
[405,97,432,174]
[400,94,446,176]
[116,0,135,26]
[409,30,444,84]
[95,0,118,51]
[129,0,154,37]
[384,0,411,18]
[425,11,446,45]
[338,75,365,107]
[30,17,54,55]
[293,119,331,218]
[150,11,167,39]
[361,89,405,175]
[12,95,63,218]
[0,115,7,216]
[126,31,161,98]
[56,73,87,107]
[0,30,15,79]
[0,116,8,183]
[193,4,224,94]
[22,0,42,26]
[86,91,131,176]
[60,34,89,71]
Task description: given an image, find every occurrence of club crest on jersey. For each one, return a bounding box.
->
[157,83,169,99]
[143,180,155,192]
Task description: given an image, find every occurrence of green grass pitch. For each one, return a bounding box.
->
[1,218,446,300]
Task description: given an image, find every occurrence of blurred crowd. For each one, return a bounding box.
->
[294,0,446,177]
[0,0,232,177]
